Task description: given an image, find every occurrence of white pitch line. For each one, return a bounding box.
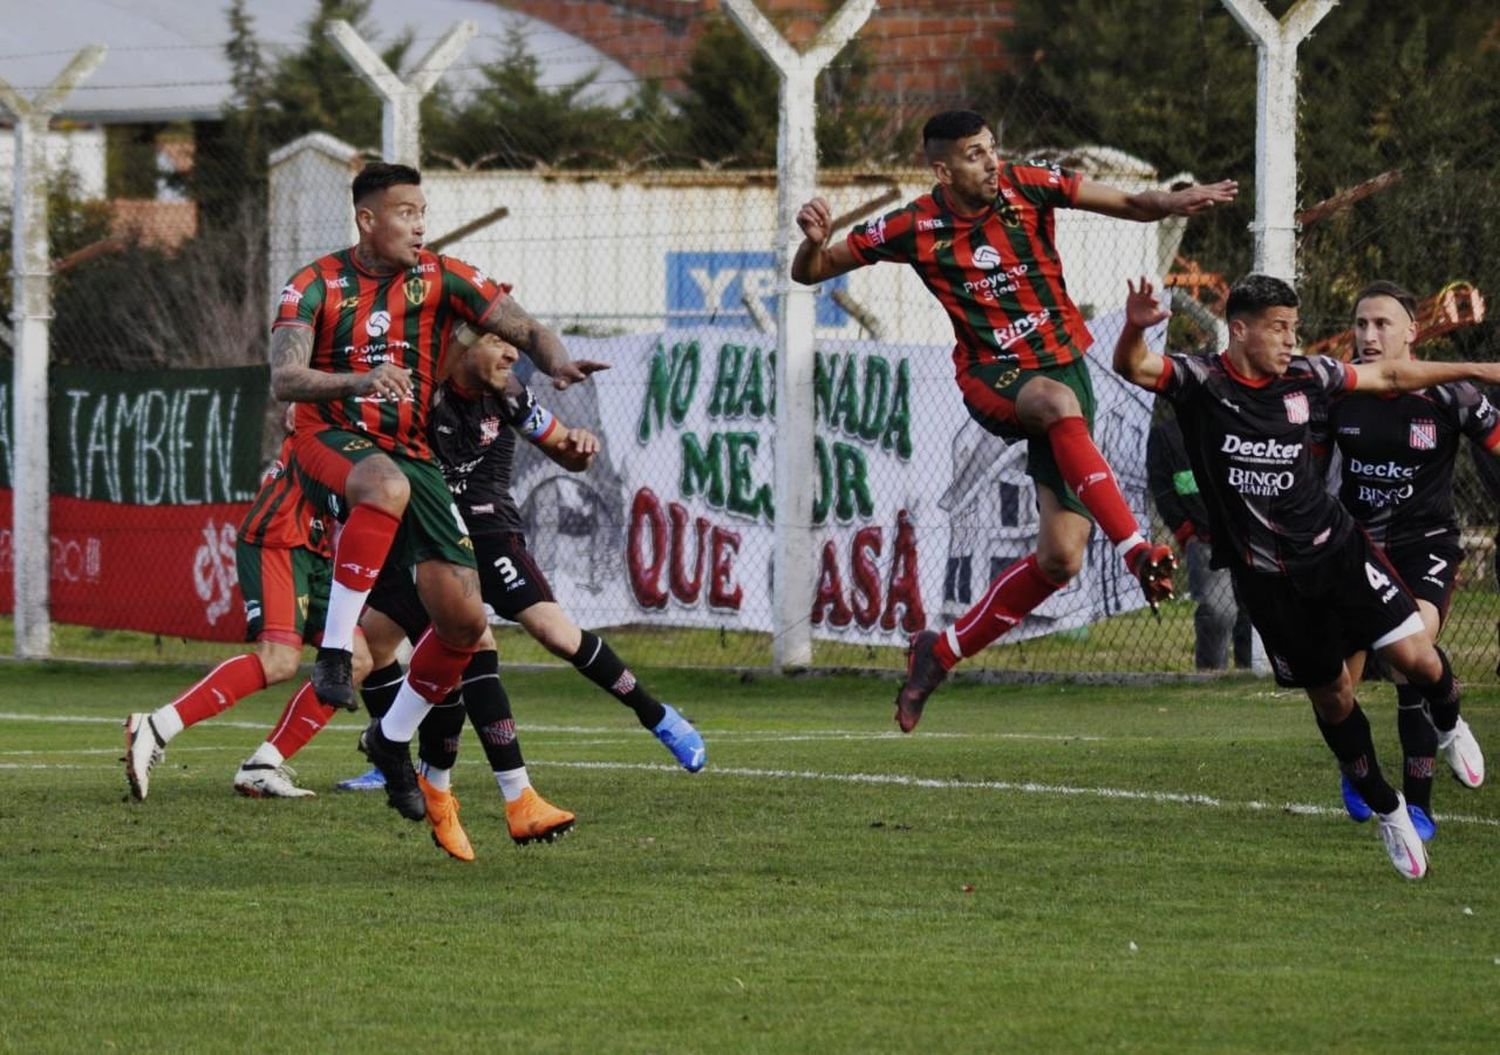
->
[0,711,1109,743]
[532,759,1500,830]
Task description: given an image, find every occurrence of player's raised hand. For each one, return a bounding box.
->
[1168,180,1238,216]
[1125,277,1170,330]
[796,197,834,243]
[357,362,413,401]
[551,359,611,390]
[560,427,600,459]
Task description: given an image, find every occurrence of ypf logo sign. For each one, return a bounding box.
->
[666,252,848,330]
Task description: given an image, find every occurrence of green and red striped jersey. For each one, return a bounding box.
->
[846,160,1090,374]
[237,437,332,557]
[273,248,508,459]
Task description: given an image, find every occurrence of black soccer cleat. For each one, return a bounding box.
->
[894,630,948,734]
[361,719,426,822]
[311,646,357,711]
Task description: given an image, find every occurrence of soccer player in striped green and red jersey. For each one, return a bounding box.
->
[269,161,607,823]
[792,110,1237,731]
[123,421,374,801]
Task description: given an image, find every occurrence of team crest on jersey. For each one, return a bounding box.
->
[479,416,501,444]
[997,201,1022,227]
[1409,419,1437,450]
[1283,393,1309,424]
[403,277,429,306]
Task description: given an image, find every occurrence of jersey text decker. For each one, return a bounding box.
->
[845,162,1089,375]
[237,437,331,557]
[1156,352,1357,575]
[273,248,508,459]
[429,377,557,535]
[1333,382,1500,546]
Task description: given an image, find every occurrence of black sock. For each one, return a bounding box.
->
[1316,702,1399,815]
[1396,683,1438,814]
[459,650,525,773]
[571,630,666,729]
[1416,647,1461,733]
[416,691,465,771]
[360,661,404,720]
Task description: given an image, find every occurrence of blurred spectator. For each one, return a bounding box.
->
[1147,407,1253,671]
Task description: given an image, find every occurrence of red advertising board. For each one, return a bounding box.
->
[0,490,253,642]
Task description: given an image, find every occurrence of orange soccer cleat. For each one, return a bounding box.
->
[505,787,576,846]
[418,774,475,862]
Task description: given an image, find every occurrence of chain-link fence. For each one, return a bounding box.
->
[3,1,1499,680]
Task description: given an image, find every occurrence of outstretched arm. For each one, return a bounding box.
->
[1074,178,1238,222]
[269,325,411,403]
[791,196,864,285]
[476,295,610,391]
[1113,277,1172,390]
[535,417,599,473]
[1352,357,1500,394]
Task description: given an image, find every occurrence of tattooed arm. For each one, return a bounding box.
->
[476,295,609,390]
[269,325,411,402]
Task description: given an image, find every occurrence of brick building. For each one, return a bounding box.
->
[496,0,1014,107]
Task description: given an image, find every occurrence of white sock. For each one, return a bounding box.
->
[150,706,185,743]
[495,766,531,802]
[418,762,451,792]
[319,582,369,653]
[380,680,435,742]
[247,742,284,768]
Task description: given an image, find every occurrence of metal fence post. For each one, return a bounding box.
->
[326,20,477,166]
[0,45,106,660]
[722,0,875,671]
[1220,0,1338,280]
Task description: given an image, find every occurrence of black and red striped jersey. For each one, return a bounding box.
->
[273,248,508,459]
[846,161,1090,375]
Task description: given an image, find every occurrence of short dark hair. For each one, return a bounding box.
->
[1225,273,1299,323]
[1354,280,1418,321]
[922,110,990,163]
[352,162,421,205]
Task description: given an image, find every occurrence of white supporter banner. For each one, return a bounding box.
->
[509,309,1162,647]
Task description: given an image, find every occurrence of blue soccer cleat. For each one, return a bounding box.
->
[1340,773,1373,823]
[335,766,387,792]
[1407,803,1437,843]
[653,704,706,773]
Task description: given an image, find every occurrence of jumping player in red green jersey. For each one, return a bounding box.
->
[270,161,606,823]
[792,109,1237,731]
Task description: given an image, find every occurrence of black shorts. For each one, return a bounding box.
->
[366,560,430,644]
[1379,532,1463,620]
[1233,529,1422,689]
[474,531,555,621]
[366,531,553,643]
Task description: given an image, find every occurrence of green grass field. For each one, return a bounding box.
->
[3,661,1498,1053]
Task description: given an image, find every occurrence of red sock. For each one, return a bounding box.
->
[406,628,478,704]
[1046,416,1140,545]
[266,681,337,761]
[948,555,1065,660]
[323,503,403,651]
[172,653,267,729]
[333,503,402,591]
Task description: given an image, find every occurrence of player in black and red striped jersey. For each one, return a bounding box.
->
[1328,281,1496,837]
[1114,273,1500,879]
[269,161,607,824]
[793,109,1237,731]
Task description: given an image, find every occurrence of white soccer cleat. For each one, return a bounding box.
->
[1375,794,1428,881]
[123,712,166,801]
[1437,717,1484,789]
[233,761,316,799]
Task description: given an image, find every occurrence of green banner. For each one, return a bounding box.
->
[0,361,270,504]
